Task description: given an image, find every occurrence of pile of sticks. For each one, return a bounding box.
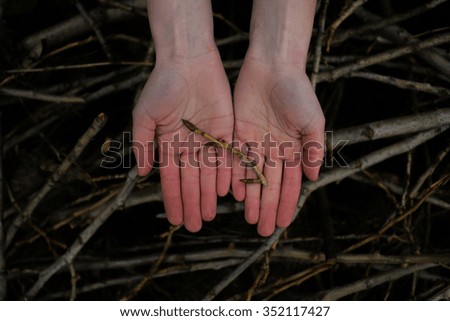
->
[1,0,449,300]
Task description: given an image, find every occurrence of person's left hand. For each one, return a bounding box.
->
[232,58,325,236]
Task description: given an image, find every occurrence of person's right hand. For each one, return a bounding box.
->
[132,49,234,232]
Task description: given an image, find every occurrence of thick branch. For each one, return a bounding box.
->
[22,8,131,51]
[332,108,450,146]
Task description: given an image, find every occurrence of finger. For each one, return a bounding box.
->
[180,152,202,232]
[258,159,283,236]
[277,161,302,228]
[159,153,183,226]
[244,151,264,225]
[302,125,325,181]
[200,146,217,221]
[231,142,246,202]
[132,112,156,176]
[216,146,232,197]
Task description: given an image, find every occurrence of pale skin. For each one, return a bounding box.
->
[133,0,325,236]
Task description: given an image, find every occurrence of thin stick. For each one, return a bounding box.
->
[203,127,448,300]
[3,115,58,153]
[311,0,329,88]
[326,0,368,51]
[318,32,450,82]
[410,143,450,198]
[74,0,113,60]
[12,248,450,279]
[246,243,275,300]
[69,264,78,301]
[98,0,147,17]
[121,225,181,301]
[350,173,450,210]
[203,228,284,301]
[42,258,243,300]
[264,260,335,300]
[182,119,268,186]
[429,284,450,301]
[0,88,85,104]
[321,263,437,300]
[5,113,108,249]
[6,61,152,73]
[347,71,450,96]
[333,0,449,45]
[343,174,450,254]
[85,71,148,102]
[0,112,6,300]
[25,166,138,300]
[354,8,450,80]
[402,152,413,208]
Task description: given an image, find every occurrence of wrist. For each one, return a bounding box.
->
[247,0,316,67]
[147,0,216,61]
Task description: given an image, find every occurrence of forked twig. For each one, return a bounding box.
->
[182,119,268,186]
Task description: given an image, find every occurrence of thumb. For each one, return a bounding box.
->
[132,110,156,177]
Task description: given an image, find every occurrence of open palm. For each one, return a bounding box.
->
[232,58,325,236]
[133,50,233,232]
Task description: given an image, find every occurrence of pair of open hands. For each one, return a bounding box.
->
[132,49,325,236]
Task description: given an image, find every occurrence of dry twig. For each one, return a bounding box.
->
[74,0,113,60]
[182,119,268,186]
[429,284,450,301]
[5,113,108,249]
[25,166,139,300]
[343,174,450,253]
[333,0,449,45]
[0,88,85,104]
[311,0,329,88]
[204,127,448,300]
[121,225,181,301]
[321,263,437,300]
[410,144,450,198]
[347,72,450,96]
[354,8,450,80]
[326,0,368,51]
[318,32,450,82]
